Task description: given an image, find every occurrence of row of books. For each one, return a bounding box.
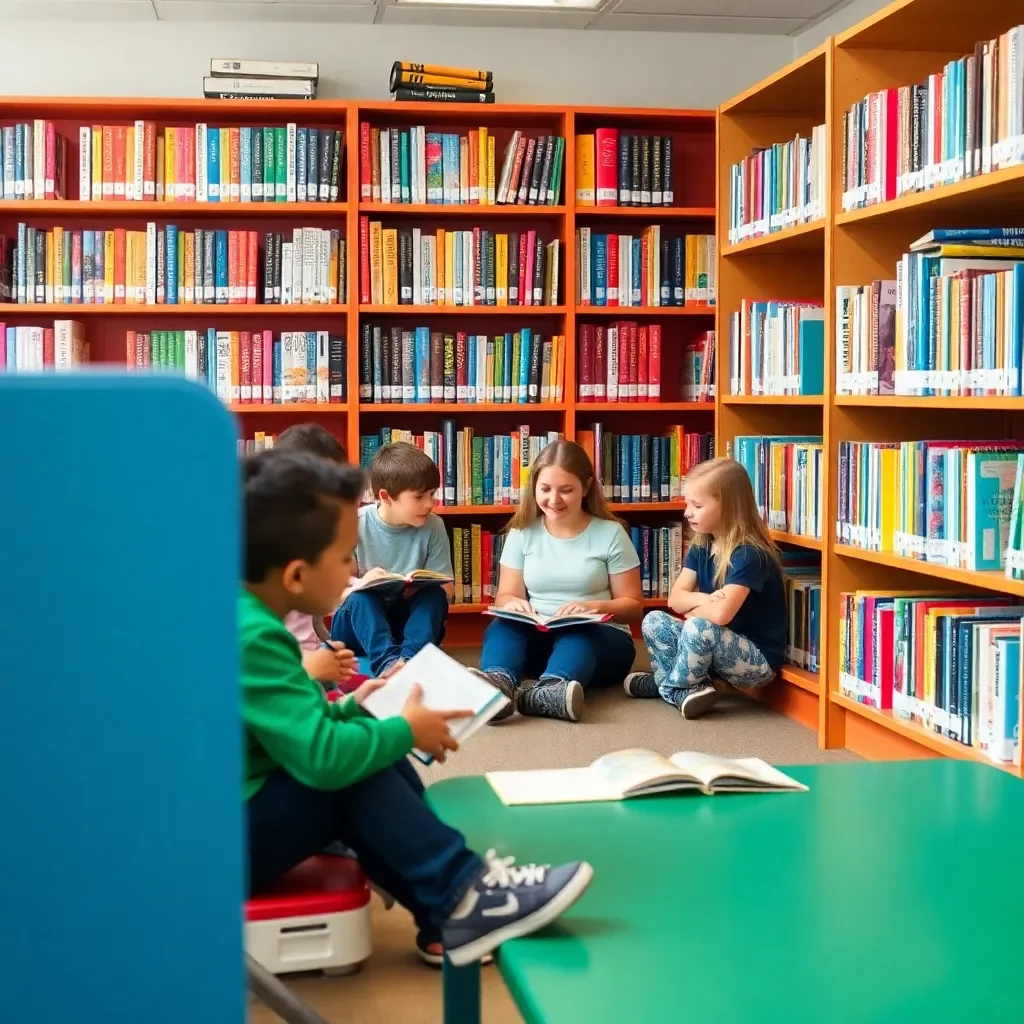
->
[359,221,559,307]
[1,320,87,370]
[356,325,565,405]
[575,130,675,208]
[734,434,824,541]
[836,229,1024,397]
[783,559,821,674]
[728,299,825,396]
[726,126,827,244]
[576,424,713,503]
[359,124,564,208]
[838,591,1021,767]
[0,225,345,307]
[578,321,664,402]
[840,25,1024,212]
[0,121,70,200]
[450,525,506,604]
[360,425,562,507]
[575,228,715,307]
[75,123,344,204]
[836,440,1022,572]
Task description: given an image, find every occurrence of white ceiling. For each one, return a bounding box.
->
[0,0,860,32]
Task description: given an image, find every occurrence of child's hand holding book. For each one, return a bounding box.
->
[400,683,474,763]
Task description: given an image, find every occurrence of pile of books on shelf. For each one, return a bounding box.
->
[390,61,495,105]
[576,130,676,209]
[203,58,319,101]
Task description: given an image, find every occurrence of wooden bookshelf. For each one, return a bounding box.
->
[0,96,715,638]
[717,40,832,733]
[717,0,1024,776]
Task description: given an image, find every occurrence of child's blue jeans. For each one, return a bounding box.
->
[330,586,449,677]
[479,618,636,689]
[247,758,482,932]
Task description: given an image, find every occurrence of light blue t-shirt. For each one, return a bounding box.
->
[356,504,453,579]
[499,517,640,633]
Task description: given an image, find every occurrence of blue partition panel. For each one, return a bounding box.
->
[0,373,244,1023]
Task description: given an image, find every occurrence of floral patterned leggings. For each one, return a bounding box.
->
[641,610,775,708]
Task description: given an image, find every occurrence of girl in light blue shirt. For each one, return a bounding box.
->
[476,440,643,723]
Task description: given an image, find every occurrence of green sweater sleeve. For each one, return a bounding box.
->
[243,627,413,790]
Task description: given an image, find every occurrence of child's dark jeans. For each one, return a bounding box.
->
[247,758,482,932]
[330,585,449,677]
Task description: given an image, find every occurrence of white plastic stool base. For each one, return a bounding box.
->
[245,905,372,977]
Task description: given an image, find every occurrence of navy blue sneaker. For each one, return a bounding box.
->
[623,671,660,698]
[443,850,594,966]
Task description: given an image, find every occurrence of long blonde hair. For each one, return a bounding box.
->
[685,457,780,588]
[506,439,624,533]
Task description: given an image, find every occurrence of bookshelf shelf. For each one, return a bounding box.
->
[230,403,348,414]
[722,220,825,257]
[0,304,348,316]
[834,545,1024,599]
[434,506,515,516]
[358,203,566,218]
[583,401,712,412]
[720,395,824,406]
[834,395,1024,410]
[769,530,823,551]
[830,692,1018,775]
[359,305,566,316]
[450,603,492,615]
[574,305,713,317]
[780,665,819,693]
[574,206,715,221]
[358,403,565,414]
[0,200,349,217]
[609,501,686,512]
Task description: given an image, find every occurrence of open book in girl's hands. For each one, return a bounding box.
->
[359,644,509,765]
[484,606,612,631]
[486,748,808,805]
[352,569,454,596]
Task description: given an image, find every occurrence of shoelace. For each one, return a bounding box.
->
[481,849,548,889]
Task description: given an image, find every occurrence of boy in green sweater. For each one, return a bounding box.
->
[242,449,594,967]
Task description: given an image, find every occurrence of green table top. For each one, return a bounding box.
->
[429,760,1024,1024]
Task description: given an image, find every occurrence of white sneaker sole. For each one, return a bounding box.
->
[444,861,595,967]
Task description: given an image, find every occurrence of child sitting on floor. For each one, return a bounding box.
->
[625,457,786,719]
[475,439,643,723]
[242,449,594,966]
[271,423,356,690]
[330,442,453,678]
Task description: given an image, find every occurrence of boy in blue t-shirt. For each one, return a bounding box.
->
[331,442,453,677]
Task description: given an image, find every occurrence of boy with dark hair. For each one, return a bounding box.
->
[267,423,354,688]
[331,442,453,678]
[242,449,593,966]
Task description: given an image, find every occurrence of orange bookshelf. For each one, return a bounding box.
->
[714,0,1024,776]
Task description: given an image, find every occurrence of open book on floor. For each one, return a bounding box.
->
[486,748,808,805]
[484,606,612,631]
[352,569,454,596]
[360,644,509,765]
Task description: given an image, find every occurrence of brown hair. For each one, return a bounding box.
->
[506,439,624,533]
[369,441,440,499]
[684,457,780,588]
[273,423,347,463]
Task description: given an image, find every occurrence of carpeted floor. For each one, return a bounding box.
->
[249,646,857,1024]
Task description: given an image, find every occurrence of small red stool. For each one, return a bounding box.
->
[245,855,372,977]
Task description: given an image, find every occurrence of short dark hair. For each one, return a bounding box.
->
[369,442,440,498]
[273,423,347,463]
[243,450,364,582]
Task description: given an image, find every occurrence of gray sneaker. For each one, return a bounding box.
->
[623,671,660,698]
[680,685,721,719]
[516,678,584,722]
[471,668,517,722]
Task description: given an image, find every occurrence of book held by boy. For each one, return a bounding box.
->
[353,568,454,595]
[484,607,612,631]
[360,643,509,764]
[486,748,808,805]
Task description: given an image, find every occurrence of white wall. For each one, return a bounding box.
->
[0,21,794,109]
[792,0,884,55]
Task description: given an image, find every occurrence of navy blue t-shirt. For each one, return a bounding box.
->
[684,542,787,671]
